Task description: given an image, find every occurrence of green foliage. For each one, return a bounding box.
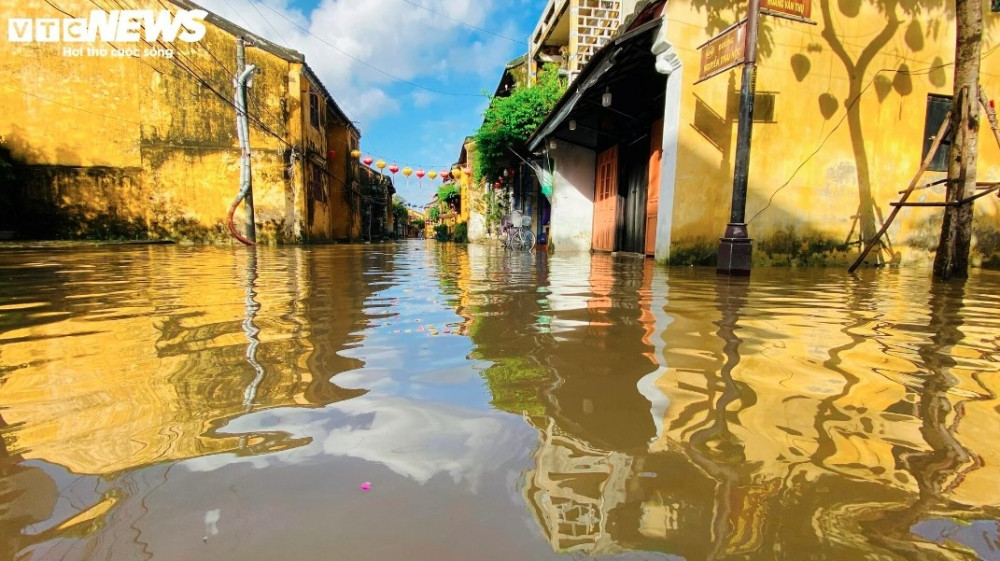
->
[428,206,440,222]
[436,182,460,206]
[473,64,566,186]
[479,356,548,416]
[412,218,425,230]
[433,223,449,241]
[483,187,508,234]
[453,222,468,243]
[392,200,408,226]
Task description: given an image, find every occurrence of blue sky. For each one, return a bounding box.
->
[196,0,543,206]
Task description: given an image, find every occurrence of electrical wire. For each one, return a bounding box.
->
[395,0,527,45]
[249,0,486,97]
[746,44,1000,225]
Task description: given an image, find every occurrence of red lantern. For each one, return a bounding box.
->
[440,170,450,180]
[388,163,399,174]
[328,150,335,160]
[363,155,374,166]
[415,169,425,179]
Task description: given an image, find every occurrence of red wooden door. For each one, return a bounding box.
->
[645,119,663,256]
[592,146,618,252]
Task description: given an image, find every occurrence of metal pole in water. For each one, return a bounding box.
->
[717,0,761,275]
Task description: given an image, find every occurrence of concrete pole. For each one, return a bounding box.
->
[717,0,761,275]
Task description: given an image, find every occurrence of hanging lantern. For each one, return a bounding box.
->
[362,155,374,166]
[376,159,386,177]
[351,149,361,159]
[463,165,471,177]
[428,170,438,180]
[451,167,462,180]
[388,163,399,175]
[328,150,336,160]
[439,170,450,181]
[402,166,412,178]
[416,168,425,188]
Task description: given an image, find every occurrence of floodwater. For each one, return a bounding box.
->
[1,242,1000,561]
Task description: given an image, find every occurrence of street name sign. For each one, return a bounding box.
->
[696,21,746,84]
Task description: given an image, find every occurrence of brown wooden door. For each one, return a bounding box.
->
[592,146,618,252]
[645,119,663,256]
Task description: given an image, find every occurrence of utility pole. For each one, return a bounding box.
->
[717,0,761,276]
[236,37,257,244]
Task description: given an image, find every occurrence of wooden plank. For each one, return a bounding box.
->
[849,112,952,273]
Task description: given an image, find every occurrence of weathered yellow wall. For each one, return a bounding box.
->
[328,125,359,241]
[0,0,357,243]
[664,0,1000,267]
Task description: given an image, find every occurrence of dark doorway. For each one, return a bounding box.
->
[616,134,650,254]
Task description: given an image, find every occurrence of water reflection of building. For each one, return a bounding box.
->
[0,247,376,556]
[522,417,633,555]
[499,260,1000,559]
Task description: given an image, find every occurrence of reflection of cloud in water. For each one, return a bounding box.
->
[182,395,531,491]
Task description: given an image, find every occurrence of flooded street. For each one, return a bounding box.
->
[2,241,1000,561]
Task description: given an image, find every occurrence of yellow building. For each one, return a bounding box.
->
[527,0,1000,267]
[0,0,360,243]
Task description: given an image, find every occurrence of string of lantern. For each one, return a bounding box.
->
[347,148,472,190]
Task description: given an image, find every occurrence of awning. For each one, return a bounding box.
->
[527,18,664,153]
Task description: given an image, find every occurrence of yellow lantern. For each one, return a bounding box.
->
[428,170,438,180]
[376,159,386,170]
[402,166,413,177]
[350,149,361,159]
[452,167,462,179]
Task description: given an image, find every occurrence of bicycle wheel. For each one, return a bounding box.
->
[520,229,535,251]
[502,228,514,251]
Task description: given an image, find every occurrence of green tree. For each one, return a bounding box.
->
[436,182,460,211]
[473,64,565,185]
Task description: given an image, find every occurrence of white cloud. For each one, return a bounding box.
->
[182,394,533,492]
[411,90,436,108]
[195,0,507,122]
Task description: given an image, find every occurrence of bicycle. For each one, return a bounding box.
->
[500,211,536,251]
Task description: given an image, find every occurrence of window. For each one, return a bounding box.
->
[922,94,952,172]
[309,92,320,129]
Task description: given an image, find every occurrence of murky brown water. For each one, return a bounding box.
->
[2,242,1000,561]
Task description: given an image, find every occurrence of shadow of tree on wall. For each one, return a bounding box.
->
[689,0,981,267]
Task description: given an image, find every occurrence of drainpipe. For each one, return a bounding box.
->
[228,37,258,246]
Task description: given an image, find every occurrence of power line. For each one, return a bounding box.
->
[247,0,292,49]
[395,0,527,45]
[0,83,144,125]
[747,46,1000,225]
[250,0,486,98]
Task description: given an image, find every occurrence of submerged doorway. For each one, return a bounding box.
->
[617,133,650,255]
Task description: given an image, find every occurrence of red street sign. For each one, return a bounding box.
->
[696,21,747,84]
[761,0,813,21]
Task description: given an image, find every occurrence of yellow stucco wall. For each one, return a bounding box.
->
[0,0,352,243]
[328,127,360,241]
[664,0,1000,267]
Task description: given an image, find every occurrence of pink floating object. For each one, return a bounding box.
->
[360,482,372,491]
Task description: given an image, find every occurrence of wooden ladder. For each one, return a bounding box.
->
[848,88,1000,273]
